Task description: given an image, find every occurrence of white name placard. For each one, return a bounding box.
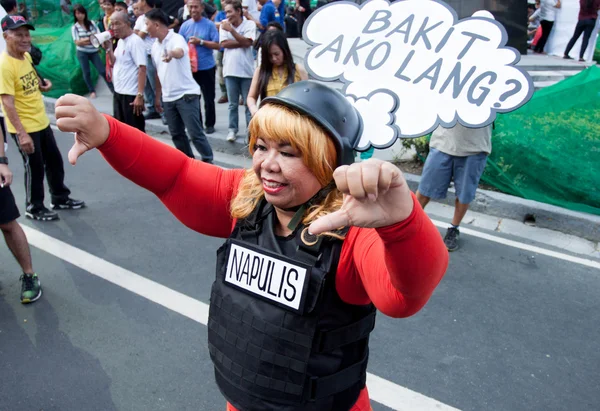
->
[224,241,310,313]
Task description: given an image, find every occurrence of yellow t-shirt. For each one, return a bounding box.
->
[265,64,302,97]
[0,51,49,134]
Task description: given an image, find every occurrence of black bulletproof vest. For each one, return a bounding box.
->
[207,200,377,411]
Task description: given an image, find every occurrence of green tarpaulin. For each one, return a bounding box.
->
[483,65,600,216]
[20,0,103,98]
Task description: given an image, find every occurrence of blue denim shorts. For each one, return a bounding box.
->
[418,147,488,204]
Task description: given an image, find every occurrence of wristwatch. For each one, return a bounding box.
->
[200,39,205,46]
[0,157,8,165]
[136,92,144,98]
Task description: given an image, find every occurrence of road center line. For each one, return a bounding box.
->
[430,219,600,270]
[20,224,460,411]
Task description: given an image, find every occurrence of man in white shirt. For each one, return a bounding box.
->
[134,0,162,121]
[145,9,214,162]
[533,0,561,53]
[416,123,492,252]
[106,11,147,131]
[220,0,256,142]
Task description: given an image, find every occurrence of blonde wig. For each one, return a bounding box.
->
[230,104,345,236]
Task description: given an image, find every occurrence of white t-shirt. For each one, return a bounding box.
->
[113,34,147,96]
[134,14,155,55]
[539,0,559,22]
[242,0,261,20]
[429,123,492,156]
[220,18,257,78]
[151,30,200,102]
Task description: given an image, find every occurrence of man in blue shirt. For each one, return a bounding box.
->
[178,0,220,134]
[247,0,284,32]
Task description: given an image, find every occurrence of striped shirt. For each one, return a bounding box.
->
[71,22,100,53]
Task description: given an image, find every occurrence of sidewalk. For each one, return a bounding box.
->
[42,47,600,244]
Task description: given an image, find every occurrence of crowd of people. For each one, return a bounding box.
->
[528,0,600,61]
[67,0,318,147]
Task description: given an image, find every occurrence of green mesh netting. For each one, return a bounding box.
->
[22,0,102,98]
[481,65,600,216]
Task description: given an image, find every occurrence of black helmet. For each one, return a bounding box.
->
[260,80,363,167]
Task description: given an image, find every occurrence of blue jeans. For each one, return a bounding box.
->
[163,94,214,162]
[225,76,252,133]
[76,50,113,94]
[145,54,158,114]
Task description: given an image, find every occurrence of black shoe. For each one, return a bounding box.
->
[205,126,215,134]
[563,55,573,60]
[144,111,161,120]
[444,227,460,252]
[51,198,86,210]
[25,207,59,221]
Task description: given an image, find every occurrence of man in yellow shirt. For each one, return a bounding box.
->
[0,14,84,221]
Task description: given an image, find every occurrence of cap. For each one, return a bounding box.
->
[1,14,35,31]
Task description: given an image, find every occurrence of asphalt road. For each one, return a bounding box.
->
[1,129,599,411]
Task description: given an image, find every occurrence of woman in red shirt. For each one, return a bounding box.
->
[55,81,448,411]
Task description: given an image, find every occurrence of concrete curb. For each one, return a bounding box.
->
[404,173,600,243]
[43,98,600,244]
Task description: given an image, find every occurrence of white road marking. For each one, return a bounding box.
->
[20,224,460,411]
[431,219,600,270]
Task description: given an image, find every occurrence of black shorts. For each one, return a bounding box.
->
[0,185,20,225]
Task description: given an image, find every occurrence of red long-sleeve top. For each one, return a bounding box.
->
[99,116,449,411]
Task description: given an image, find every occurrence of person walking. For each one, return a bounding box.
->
[105,11,147,131]
[146,9,214,162]
[179,0,220,134]
[534,0,561,54]
[247,29,307,116]
[416,123,492,251]
[0,14,85,221]
[0,125,42,303]
[220,0,256,142]
[72,4,114,98]
[563,0,600,61]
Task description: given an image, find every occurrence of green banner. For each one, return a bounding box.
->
[482,66,600,216]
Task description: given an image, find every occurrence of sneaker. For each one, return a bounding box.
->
[51,198,86,210]
[226,131,237,142]
[218,95,228,104]
[444,227,460,252]
[205,126,215,134]
[25,207,59,221]
[20,273,42,304]
[144,111,161,120]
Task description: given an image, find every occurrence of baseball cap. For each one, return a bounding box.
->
[1,14,35,31]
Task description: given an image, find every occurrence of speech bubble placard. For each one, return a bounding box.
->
[302,0,534,150]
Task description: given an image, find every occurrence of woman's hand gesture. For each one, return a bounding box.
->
[309,159,414,235]
[55,94,110,165]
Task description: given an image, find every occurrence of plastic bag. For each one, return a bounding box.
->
[189,43,198,73]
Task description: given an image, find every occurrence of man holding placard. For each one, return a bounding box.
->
[416,124,492,252]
